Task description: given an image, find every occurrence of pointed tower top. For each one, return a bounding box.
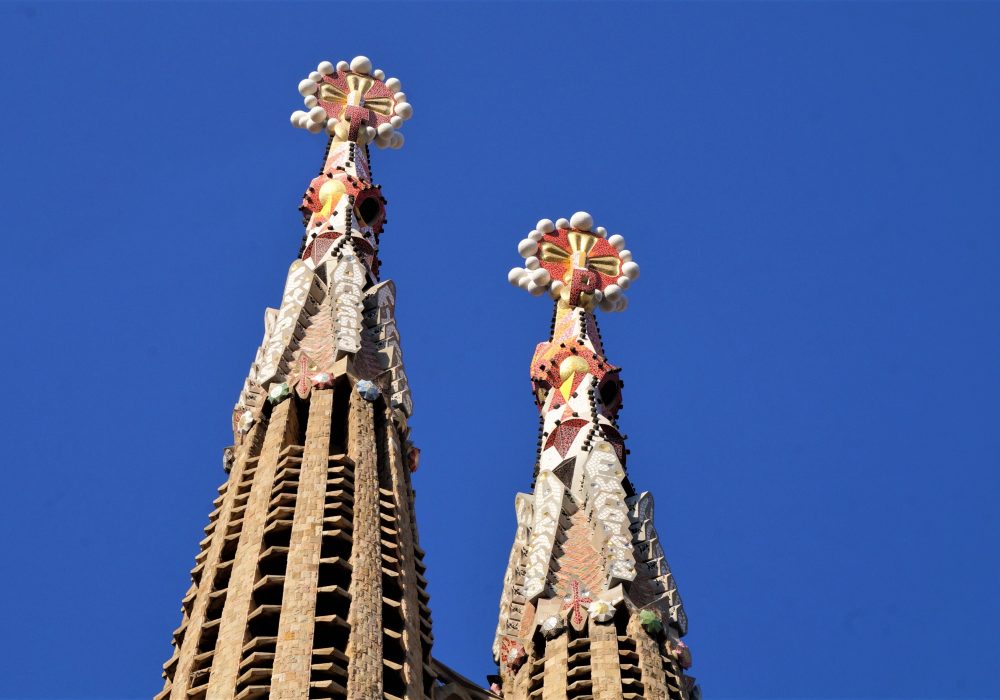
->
[506,211,641,312]
[290,56,413,149]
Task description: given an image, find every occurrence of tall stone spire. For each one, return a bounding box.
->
[493,213,700,700]
[156,56,437,700]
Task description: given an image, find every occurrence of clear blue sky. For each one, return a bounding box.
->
[1,2,997,698]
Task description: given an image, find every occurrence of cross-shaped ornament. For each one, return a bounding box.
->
[562,579,593,630]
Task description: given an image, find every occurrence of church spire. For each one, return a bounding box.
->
[157,57,442,700]
[494,213,698,700]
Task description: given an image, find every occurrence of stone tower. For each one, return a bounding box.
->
[493,212,700,700]
[156,56,446,700]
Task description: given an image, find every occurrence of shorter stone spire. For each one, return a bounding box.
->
[495,213,698,700]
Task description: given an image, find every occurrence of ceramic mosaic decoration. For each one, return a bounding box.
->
[494,213,699,700]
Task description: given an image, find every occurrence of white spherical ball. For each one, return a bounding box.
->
[308,106,327,123]
[508,267,526,285]
[373,69,385,80]
[532,268,551,285]
[309,71,323,82]
[377,123,394,137]
[599,297,616,312]
[350,55,372,74]
[304,95,319,108]
[524,256,540,270]
[318,61,335,75]
[518,274,531,290]
[390,115,403,129]
[620,249,633,262]
[551,280,564,295]
[622,261,640,279]
[290,110,307,126]
[390,132,405,149]
[536,218,555,233]
[617,275,631,289]
[570,211,593,231]
[595,226,607,237]
[604,284,622,300]
[306,120,324,133]
[336,60,349,72]
[593,289,604,302]
[394,91,407,103]
[518,238,539,256]
[385,77,402,92]
[528,230,543,242]
[326,120,339,134]
[555,218,570,229]
[607,234,626,251]
[529,282,546,297]
[298,79,318,96]
[394,102,413,120]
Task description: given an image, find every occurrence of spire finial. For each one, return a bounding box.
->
[507,211,640,312]
[290,56,413,149]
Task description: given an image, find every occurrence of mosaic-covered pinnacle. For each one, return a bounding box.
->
[290,56,412,149]
[507,211,640,312]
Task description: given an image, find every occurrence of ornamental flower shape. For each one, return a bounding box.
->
[587,599,616,623]
[267,382,291,405]
[290,56,412,149]
[236,409,254,434]
[540,614,565,640]
[668,639,693,669]
[498,637,526,672]
[638,608,664,635]
[356,379,381,402]
[507,211,640,312]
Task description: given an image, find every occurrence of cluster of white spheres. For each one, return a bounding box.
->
[289,56,412,149]
[507,212,640,312]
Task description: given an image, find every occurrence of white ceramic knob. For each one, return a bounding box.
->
[350,56,372,74]
[394,102,413,120]
[518,238,539,256]
[536,218,555,233]
[570,211,593,231]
